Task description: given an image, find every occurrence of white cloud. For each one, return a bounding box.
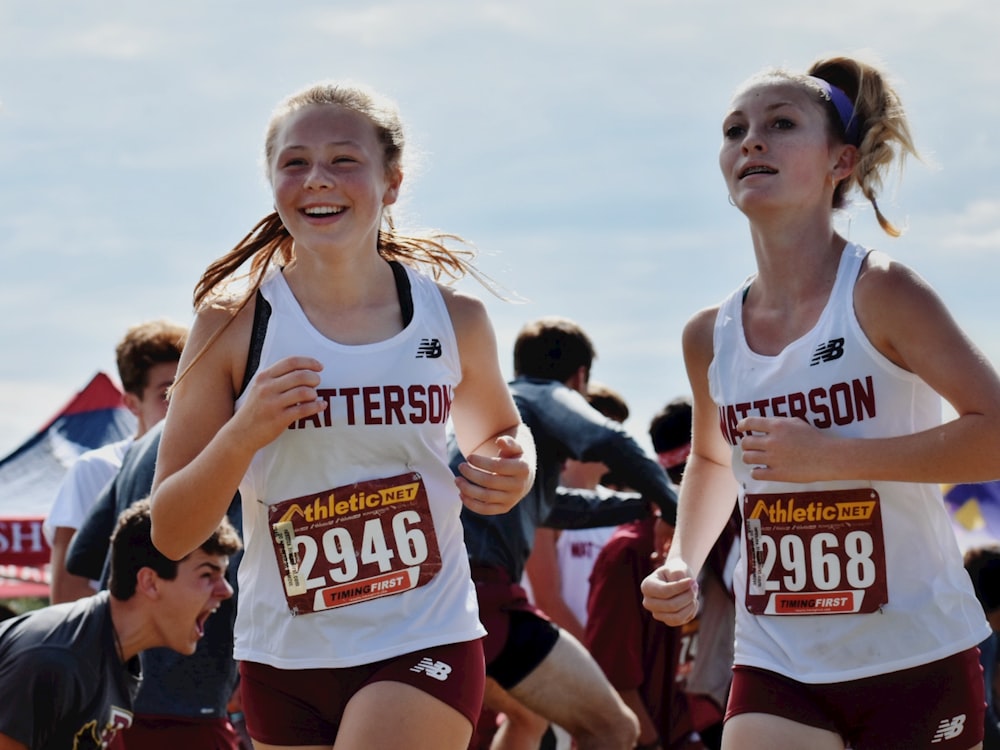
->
[63,22,160,60]
[940,199,1000,253]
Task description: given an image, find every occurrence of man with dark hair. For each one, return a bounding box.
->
[454,315,677,750]
[649,396,694,486]
[512,316,598,384]
[0,501,240,750]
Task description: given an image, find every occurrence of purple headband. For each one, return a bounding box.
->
[809,76,861,146]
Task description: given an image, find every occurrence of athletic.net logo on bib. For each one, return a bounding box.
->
[268,472,442,615]
[744,488,888,615]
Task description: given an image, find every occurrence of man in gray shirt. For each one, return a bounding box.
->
[0,500,240,750]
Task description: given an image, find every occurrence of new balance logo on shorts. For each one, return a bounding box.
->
[410,657,452,681]
[810,337,845,365]
[931,714,966,743]
[416,338,442,358]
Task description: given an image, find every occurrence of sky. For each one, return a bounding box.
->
[1,0,999,458]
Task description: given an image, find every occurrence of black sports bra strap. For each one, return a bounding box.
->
[239,289,272,398]
[390,260,414,328]
[239,262,413,396]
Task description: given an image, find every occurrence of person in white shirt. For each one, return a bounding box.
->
[45,319,186,602]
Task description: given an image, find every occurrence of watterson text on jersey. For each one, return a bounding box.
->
[289,384,453,429]
[719,375,875,446]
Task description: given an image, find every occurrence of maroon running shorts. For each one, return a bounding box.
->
[726,646,985,749]
[239,639,485,746]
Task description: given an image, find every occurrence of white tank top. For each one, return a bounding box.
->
[233,265,485,669]
[708,243,989,682]
[556,509,616,625]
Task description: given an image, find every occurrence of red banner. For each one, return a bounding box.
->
[0,517,51,598]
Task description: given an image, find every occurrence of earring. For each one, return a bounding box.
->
[728,194,736,206]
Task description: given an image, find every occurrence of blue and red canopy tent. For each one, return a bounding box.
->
[0,373,135,598]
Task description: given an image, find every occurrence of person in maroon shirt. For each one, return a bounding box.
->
[586,512,718,750]
[586,397,728,750]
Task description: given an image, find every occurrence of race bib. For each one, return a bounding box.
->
[268,472,442,615]
[743,488,888,615]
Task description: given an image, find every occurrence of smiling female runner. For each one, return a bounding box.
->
[149,81,535,750]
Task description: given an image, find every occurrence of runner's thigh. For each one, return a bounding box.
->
[335,680,473,750]
[723,713,844,750]
[507,630,628,736]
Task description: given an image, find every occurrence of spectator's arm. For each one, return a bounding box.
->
[529,386,677,523]
[48,527,96,603]
[581,433,678,525]
[542,486,647,530]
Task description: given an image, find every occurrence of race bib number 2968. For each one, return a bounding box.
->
[268,472,442,615]
[743,488,888,615]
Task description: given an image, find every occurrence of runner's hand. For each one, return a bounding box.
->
[641,558,699,626]
[231,356,325,449]
[455,435,533,515]
[738,415,842,483]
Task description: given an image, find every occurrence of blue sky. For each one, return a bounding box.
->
[1,0,998,457]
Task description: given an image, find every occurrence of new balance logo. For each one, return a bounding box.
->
[410,658,452,681]
[931,714,966,743]
[810,337,845,365]
[416,338,442,358]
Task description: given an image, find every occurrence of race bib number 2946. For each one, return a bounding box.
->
[743,488,888,615]
[268,472,442,615]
